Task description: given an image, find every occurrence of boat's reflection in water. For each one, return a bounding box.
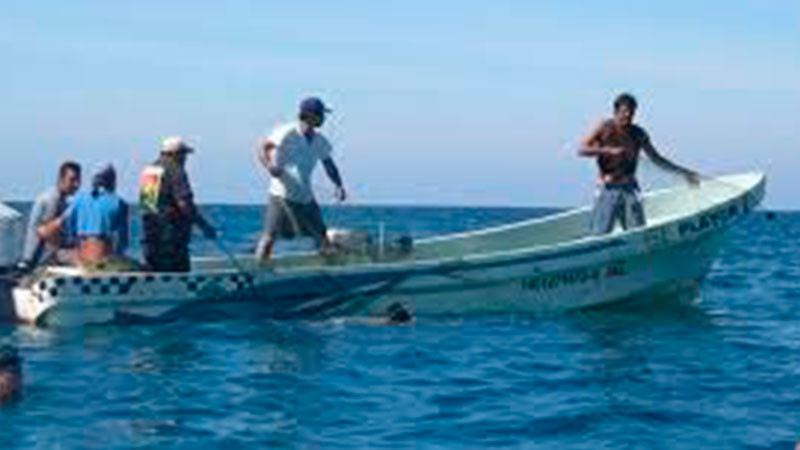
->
[101,317,325,445]
[564,282,725,441]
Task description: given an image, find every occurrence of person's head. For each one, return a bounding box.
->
[160,136,195,165]
[613,93,638,127]
[298,97,331,129]
[0,346,21,374]
[91,164,117,196]
[0,345,22,402]
[57,161,82,196]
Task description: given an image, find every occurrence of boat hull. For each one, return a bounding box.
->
[366,232,723,316]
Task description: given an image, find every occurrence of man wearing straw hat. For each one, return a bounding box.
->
[256,97,347,261]
[139,137,216,272]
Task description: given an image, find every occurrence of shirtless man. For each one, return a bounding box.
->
[579,93,700,234]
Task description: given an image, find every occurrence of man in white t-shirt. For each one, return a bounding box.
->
[256,97,347,261]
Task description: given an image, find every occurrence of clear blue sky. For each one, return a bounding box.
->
[2,0,798,208]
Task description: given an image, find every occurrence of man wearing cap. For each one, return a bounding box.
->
[139,137,216,272]
[256,97,347,261]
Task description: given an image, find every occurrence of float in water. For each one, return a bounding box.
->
[9,172,765,326]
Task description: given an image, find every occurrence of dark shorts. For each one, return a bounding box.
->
[265,196,327,240]
[591,183,646,234]
[142,215,191,272]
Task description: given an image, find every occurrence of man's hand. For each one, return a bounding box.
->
[604,147,625,156]
[36,220,61,241]
[334,185,347,203]
[202,224,218,240]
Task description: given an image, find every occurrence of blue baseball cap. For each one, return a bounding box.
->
[299,97,332,116]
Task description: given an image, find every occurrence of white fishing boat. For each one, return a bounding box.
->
[10,172,765,326]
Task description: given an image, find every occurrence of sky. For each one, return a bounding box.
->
[1,0,798,208]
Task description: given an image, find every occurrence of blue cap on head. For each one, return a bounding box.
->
[299,97,331,116]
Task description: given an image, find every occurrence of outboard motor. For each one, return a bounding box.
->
[0,202,24,272]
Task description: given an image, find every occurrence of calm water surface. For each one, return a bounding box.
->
[0,205,797,449]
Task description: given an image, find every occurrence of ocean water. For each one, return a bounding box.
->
[0,205,798,449]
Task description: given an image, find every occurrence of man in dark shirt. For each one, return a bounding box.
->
[579,93,700,234]
[139,137,216,272]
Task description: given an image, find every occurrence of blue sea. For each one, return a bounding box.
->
[0,205,798,449]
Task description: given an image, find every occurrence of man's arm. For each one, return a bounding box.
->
[36,203,74,243]
[258,139,283,178]
[192,209,216,239]
[322,158,346,202]
[641,139,700,184]
[578,121,624,157]
[172,171,217,239]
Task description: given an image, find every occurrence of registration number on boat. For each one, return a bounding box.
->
[519,261,626,291]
